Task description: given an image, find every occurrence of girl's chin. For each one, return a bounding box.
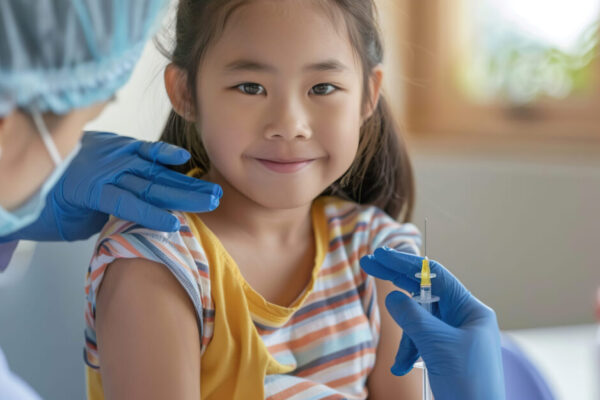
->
[244,184,324,210]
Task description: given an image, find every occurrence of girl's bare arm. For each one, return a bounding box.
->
[367,278,422,400]
[95,258,201,400]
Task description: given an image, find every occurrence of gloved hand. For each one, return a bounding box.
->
[360,247,505,400]
[0,131,222,242]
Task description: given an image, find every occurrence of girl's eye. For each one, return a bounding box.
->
[310,83,337,96]
[235,83,265,95]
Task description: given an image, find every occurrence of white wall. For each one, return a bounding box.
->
[411,150,600,330]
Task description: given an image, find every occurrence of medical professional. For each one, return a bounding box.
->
[0,1,221,398]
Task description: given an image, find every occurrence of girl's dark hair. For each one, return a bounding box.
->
[158,0,414,222]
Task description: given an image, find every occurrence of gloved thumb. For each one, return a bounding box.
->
[137,141,191,165]
[385,290,446,362]
[390,329,420,376]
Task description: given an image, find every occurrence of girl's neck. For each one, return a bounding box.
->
[200,170,314,247]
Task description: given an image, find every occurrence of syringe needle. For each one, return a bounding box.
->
[424,218,427,257]
[419,218,434,400]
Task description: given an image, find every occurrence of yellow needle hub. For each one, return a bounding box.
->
[420,256,431,286]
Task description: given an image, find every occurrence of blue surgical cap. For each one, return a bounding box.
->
[0,0,168,117]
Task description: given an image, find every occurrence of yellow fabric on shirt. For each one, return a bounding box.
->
[186,203,326,398]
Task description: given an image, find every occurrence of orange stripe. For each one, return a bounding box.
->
[198,269,209,279]
[371,221,396,235]
[301,278,362,314]
[326,366,371,388]
[320,395,346,400]
[89,263,107,282]
[332,207,360,225]
[329,224,368,252]
[266,381,315,400]
[284,292,359,327]
[319,244,369,277]
[111,237,143,258]
[368,222,405,245]
[152,240,193,275]
[85,313,94,328]
[172,242,189,257]
[187,248,204,260]
[95,245,112,258]
[319,259,351,277]
[308,279,357,301]
[296,346,376,378]
[268,314,366,353]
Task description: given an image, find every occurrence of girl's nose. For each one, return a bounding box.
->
[263,99,312,141]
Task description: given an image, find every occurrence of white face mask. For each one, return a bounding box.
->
[0,111,81,236]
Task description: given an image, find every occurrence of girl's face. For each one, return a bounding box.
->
[194,0,381,210]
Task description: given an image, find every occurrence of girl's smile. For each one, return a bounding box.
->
[254,158,315,174]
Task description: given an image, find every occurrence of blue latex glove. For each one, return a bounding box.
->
[0,131,222,242]
[360,247,505,400]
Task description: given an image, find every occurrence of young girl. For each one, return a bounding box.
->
[84,0,422,398]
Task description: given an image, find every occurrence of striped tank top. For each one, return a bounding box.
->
[84,196,420,399]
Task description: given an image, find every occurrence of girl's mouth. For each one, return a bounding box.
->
[256,158,314,173]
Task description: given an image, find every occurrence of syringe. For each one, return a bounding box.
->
[413,219,439,400]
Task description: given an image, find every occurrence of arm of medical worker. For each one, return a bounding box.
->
[0,131,221,251]
[360,247,505,400]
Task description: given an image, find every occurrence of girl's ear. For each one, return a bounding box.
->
[361,65,384,124]
[164,63,196,122]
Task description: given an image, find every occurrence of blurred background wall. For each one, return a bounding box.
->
[0,1,598,399]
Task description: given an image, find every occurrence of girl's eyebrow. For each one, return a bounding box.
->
[223,58,349,73]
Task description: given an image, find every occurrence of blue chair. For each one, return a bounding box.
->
[502,334,555,400]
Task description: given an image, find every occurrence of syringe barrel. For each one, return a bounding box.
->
[420,285,432,314]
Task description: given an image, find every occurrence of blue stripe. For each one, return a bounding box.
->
[83,349,99,369]
[327,206,357,224]
[195,261,209,274]
[204,308,215,318]
[294,326,374,366]
[292,283,365,320]
[293,340,373,374]
[328,222,367,248]
[84,329,97,346]
[260,301,362,341]
[365,284,374,318]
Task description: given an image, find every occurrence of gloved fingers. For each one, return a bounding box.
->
[127,161,223,198]
[115,174,220,212]
[98,185,181,232]
[152,168,223,198]
[373,247,470,302]
[136,140,191,165]
[372,247,426,280]
[390,331,420,376]
[360,254,419,295]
